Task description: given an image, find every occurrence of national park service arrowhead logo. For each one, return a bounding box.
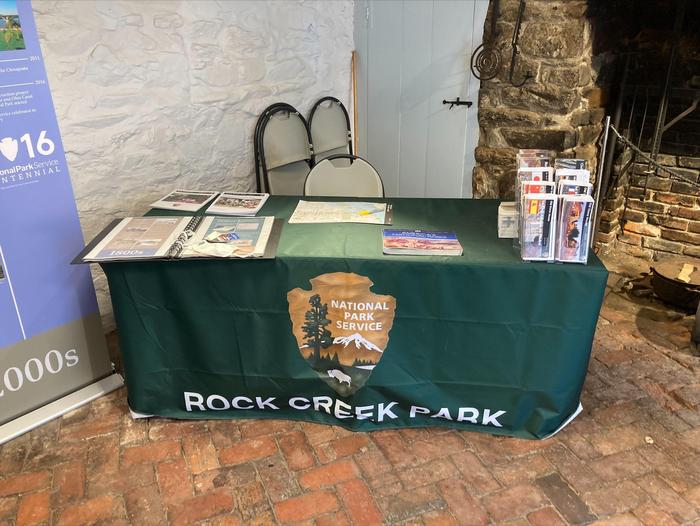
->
[287,273,396,396]
[0,137,19,162]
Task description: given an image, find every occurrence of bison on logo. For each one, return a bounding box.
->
[287,272,396,396]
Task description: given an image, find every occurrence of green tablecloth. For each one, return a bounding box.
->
[103,197,607,439]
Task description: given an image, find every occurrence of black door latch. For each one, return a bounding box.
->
[442,97,472,109]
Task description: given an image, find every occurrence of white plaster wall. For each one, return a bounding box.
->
[32,0,354,328]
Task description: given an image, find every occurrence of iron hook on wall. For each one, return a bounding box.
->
[442,97,473,110]
[508,0,533,87]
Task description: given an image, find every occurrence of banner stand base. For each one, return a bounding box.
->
[0,373,124,446]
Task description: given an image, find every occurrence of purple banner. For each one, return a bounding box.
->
[0,1,99,348]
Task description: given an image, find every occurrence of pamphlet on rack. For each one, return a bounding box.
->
[554,169,590,184]
[288,201,393,225]
[521,181,555,195]
[555,196,593,263]
[517,149,553,168]
[520,195,557,261]
[78,216,277,262]
[558,181,592,196]
[150,190,219,212]
[555,158,588,170]
[382,230,463,256]
[207,192,270,216]
[518,167,554,182]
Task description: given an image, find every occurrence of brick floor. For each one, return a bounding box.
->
[2,261,700,525]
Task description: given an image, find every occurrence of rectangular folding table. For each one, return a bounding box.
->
[101,197,607,439]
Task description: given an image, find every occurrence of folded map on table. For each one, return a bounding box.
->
[288,200,393,225]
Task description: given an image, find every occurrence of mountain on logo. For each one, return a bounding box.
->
[333,333,383,353]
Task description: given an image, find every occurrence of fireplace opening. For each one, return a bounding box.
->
[591,0,700,259]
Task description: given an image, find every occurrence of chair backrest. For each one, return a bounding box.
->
[304,155,384,198]
[254,103,296,192]
[308,97,352,162]
[258,106,314,195]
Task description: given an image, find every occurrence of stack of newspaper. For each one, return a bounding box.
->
[515,150,595,264]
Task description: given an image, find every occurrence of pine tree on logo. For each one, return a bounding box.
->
[302,294,333,362]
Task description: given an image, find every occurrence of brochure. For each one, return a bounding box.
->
[288,200,392,224]
[520,194,557,261]
[80,216,277,262]
[207,192,270,216]
[517,149,553,168]
[515,169,556,231]
[555,158,588,170]
[558,181,592,195]
[517,167,554,182]
[498,202,518,239]
[556,196,594,264]
[150,190,219,212]
[182,216,275,258]
[382,229,463,256]
[521,181,555,195]
[554,169,590,184]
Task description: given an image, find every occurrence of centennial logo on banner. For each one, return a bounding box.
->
[287,273,396,396]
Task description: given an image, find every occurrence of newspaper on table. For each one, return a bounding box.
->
[207,192,270,216]
[288,200,392,224]
[150,190,219,212]
[555,195,594,264]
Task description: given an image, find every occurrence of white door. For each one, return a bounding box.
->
[354,0,488,198]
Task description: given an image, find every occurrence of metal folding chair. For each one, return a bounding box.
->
[304,154,384,198]
[308,97,352,163]
[256,105,314,195]
[254,103,297,192]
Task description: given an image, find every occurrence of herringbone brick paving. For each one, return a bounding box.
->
[2,264,700,525]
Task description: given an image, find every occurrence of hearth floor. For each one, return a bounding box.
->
[1,254,699,525]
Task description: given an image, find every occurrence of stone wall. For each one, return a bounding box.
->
[472,0,605,198]
[598,154,700,260]
[33,0,354,327]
